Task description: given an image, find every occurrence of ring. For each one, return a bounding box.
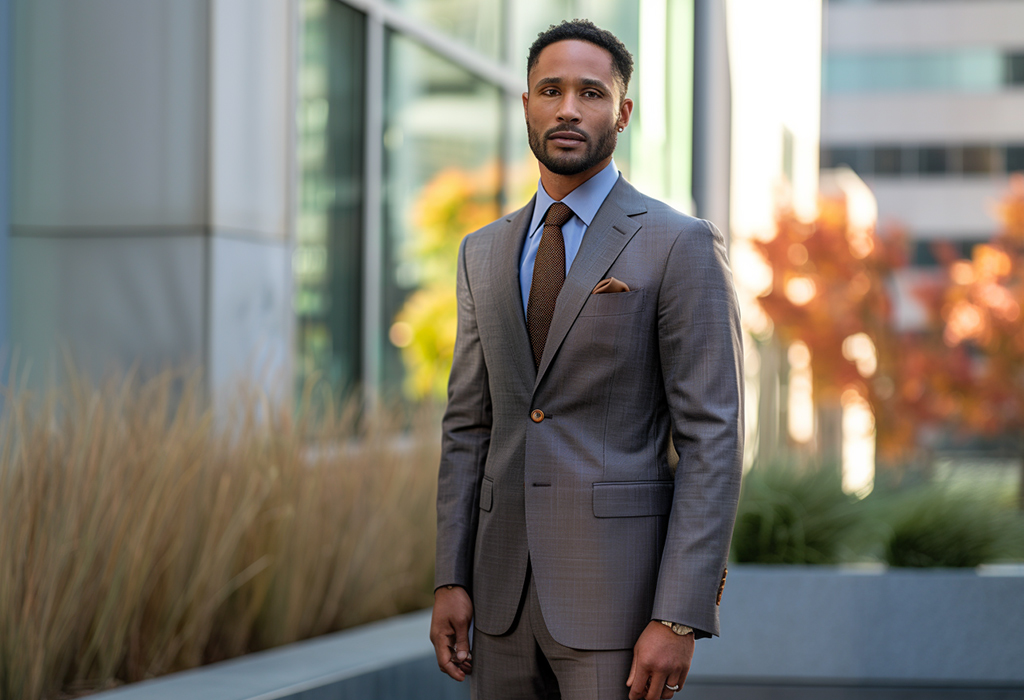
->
[665,683,680,692]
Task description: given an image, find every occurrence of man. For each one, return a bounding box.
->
[429,19,743,700]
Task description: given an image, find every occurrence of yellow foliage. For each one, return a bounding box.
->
[395,157,537,400]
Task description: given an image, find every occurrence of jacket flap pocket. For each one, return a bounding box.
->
[593,480,673,518]
[479,476,493,512]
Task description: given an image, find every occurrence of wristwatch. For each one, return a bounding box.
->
[658,619,694,636]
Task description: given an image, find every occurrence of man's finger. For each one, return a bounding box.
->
[626,652,638,688]
[452,627,472,664]
[435,644,467,681]
[627,661,650,700]
[661,671,683,699]
[441,658,467,682]
[429,621,453,672]
[429,621,467,681]
[644,670,668,700]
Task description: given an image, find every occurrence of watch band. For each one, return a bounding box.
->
[658,619,694,636]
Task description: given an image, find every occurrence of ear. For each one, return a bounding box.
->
[617,97,634,131]
[522,91,529,121]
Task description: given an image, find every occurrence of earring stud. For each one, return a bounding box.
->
[617,126,624,132]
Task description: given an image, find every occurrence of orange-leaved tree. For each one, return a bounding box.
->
[757,175,1024,475]
[933,174,1024,454]
[754,193,919,464]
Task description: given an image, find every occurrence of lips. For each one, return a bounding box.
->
[548,130,586,147]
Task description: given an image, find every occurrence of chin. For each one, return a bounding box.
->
[542,153,592,176]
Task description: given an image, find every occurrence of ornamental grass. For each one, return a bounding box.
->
[0,367,438,700]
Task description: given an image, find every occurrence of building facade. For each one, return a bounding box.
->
[821,0,1024,274]
[1,0,729,403]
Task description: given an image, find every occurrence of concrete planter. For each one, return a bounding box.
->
[91,566,1024,700]
[688,565,1024,695]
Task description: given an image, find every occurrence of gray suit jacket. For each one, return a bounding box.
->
[435,175,743,650]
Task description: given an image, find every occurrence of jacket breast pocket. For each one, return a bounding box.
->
[479,476,493,512]
[592,480,673,518]
[579,289,645,317]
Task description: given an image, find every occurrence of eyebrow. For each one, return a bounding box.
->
[534,76,612,93]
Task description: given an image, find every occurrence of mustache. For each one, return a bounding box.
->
[544,125,588,140]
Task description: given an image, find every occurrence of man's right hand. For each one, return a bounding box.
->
[429,585,474,681]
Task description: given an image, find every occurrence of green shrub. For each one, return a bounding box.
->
[732,462,864,564]
[873,486,1024,568]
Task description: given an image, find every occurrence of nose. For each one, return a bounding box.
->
[555,93,581,124]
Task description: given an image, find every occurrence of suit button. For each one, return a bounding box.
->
[530,409,545,423]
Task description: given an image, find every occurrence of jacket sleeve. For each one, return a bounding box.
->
[651,218,744,637]
[434,235,493,592]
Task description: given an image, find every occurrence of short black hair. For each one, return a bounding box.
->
[527,19,634,97]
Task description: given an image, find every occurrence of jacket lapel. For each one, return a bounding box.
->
[534,177,647,391]
[492,197,537,389]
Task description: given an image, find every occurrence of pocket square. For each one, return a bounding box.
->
[592,277,631,294]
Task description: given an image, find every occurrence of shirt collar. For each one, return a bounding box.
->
[527,159,620,237]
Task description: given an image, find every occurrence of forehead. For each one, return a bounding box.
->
[529,39,617,87]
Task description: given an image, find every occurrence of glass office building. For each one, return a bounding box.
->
[297,0,700,400]
[1,0,713,402]
[820,0,1024,266]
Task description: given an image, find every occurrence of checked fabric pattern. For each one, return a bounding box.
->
[527,201,575,368]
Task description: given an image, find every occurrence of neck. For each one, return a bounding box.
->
[538,156,612,201]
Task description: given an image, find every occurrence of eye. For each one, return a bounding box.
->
[582,89,602,99]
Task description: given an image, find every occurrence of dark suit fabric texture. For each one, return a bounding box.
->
[435,175,744,652]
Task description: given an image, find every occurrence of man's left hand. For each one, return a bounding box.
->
[625,621,694,700]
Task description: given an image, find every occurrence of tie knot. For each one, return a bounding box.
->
[544,202,574,228]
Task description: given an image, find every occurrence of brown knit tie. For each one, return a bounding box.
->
[527,202,574,368]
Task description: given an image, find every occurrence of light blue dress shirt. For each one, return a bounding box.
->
[519,159,620,316]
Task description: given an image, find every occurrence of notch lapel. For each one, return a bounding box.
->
[534,178,647,391]
[492,198,537,389]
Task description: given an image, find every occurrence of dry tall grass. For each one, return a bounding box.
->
[0,368,439,699]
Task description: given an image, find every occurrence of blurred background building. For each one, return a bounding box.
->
[0,0,829,476]
[0,0,739,406]
[820,0,1024,327]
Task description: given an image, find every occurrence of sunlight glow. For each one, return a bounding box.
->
[788,341,814,443]
[841,389,875,497]
[784,276,817,306]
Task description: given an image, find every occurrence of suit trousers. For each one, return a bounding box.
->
[471,569,634,700]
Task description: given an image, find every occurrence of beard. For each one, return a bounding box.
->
[527,119,618,176]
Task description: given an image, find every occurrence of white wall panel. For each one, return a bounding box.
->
[822,93,1024,143]
[867,178,1011,236]
[12,0,209,228]
[826,1,1024,52]
[11,235,205,381]
[209,0,295,239]
[207,235,289,398]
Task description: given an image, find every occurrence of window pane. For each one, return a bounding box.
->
[824,147,866,174]
[825,49,1003,93]
[511,0,576,79]
[962,145,997,175]
[387,0,502,59]
[873,147,902,176]
[296,0,365,396]
[1006,145,1024,173]
[383,33,502,399]
[919,147,948,175]
[1005,53,1024,86]
[901,147,919,175]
